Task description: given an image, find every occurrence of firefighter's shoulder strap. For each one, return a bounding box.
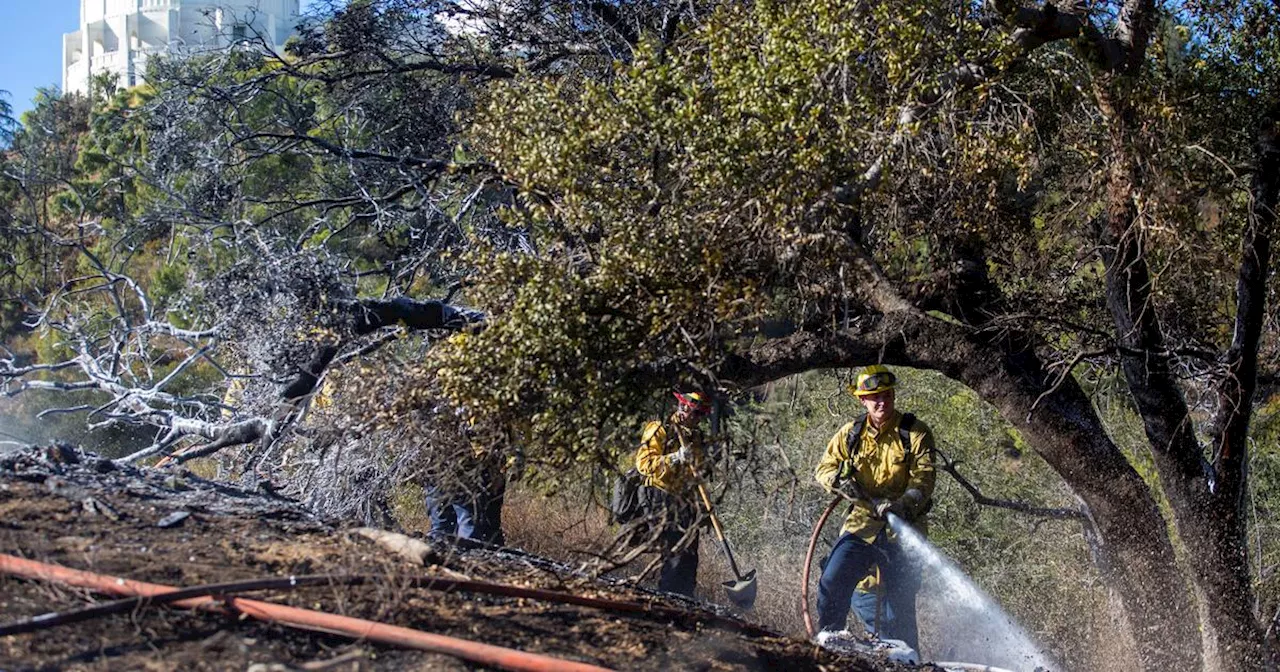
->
[849,412,915,450]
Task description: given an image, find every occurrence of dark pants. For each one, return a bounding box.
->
[426,483,506,546]
[818,531,922,651]
[642,486,700,597]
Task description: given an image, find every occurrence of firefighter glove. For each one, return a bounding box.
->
[879,488,925,520]
[876,498,906,519]
[665,445,693,467]
[834,478,862,501]
[873,498,893,519]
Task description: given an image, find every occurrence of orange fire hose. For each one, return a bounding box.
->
[801,496,844,638]
[0,554,613,672]
[0,568,772,638]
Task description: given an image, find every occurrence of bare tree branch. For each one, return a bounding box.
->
[934,443,1087,520]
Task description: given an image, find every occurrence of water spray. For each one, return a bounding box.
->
[885,513,1057,672]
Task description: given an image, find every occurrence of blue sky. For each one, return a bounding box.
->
[0,1,320,120]
[0,1,78,117]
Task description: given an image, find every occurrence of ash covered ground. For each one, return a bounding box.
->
[0,445,925,672]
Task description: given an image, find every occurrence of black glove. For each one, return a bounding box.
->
[834,478,862,501]
[876,488,925,520]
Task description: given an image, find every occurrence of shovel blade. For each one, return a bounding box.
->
[722,569,758,610]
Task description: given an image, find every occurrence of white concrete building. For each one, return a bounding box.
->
[62,0,301,95]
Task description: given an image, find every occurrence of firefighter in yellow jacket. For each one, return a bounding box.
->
[634,391,712,597]
[814,365,936,652]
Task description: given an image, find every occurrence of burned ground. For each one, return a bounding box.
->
[0,446,919,672]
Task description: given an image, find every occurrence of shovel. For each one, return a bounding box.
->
[672,427,758,609]
[696,482,758,610]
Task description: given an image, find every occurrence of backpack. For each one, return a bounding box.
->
[609,421,667,524]
[609,466,648,525]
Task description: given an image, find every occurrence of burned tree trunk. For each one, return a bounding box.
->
[1096,80,1276,670]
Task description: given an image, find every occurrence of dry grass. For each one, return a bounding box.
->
[700,539,814,635]
[502,487,617,569]
[500,484,816,635]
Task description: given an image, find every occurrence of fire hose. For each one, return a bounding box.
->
[800,495,844,638]
[0,553,612,672]
[0,559,771,639]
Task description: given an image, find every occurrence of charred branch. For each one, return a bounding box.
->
[235,132,493,178]
[1100,226,1209,490]
[170,418,272,464]
[933,444,1087,521]
[0,290,485,466]
[277,345,340,403]
[589,2,641,47]
[348,297,485,335]
[1213,106,1280,509]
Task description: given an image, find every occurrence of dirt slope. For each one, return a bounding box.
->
[0,446,924,672]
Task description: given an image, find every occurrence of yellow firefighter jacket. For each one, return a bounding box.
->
[635,418,707,494]
[815,410,936,542]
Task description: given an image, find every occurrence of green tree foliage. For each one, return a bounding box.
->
[444,0,1278,449]
[430,1,1280,669]
[0,0,702,490]
[436,0,1005,468]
